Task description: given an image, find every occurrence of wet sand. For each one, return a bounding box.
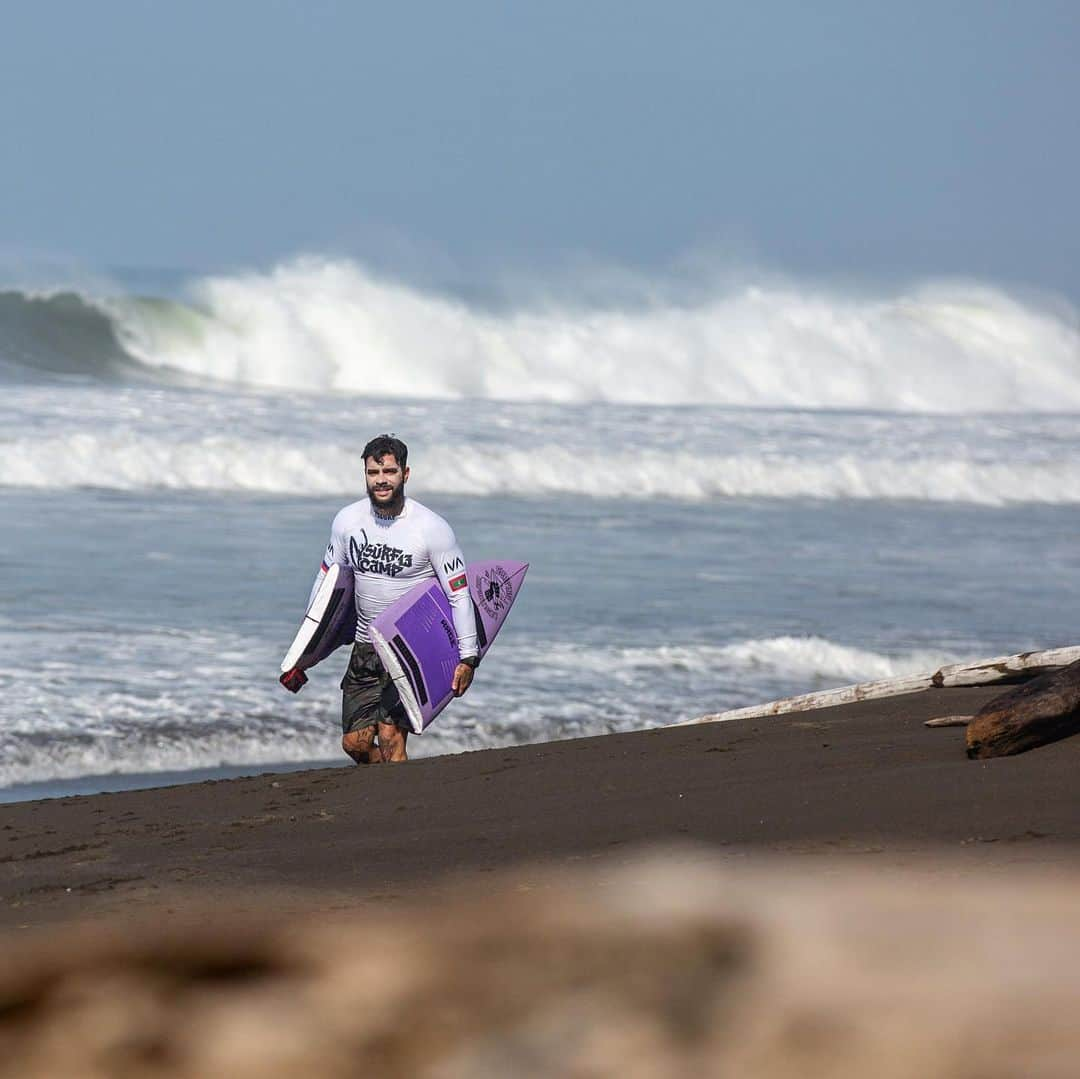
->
[3,685,1080,932]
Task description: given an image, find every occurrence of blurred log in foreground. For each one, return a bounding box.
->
[4,853,1080,1078]
[967,659,1080,759]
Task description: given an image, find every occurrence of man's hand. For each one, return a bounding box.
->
[279,667,308,693]
[452,662,475,697]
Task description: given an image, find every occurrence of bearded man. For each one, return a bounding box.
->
[284,434,478,763]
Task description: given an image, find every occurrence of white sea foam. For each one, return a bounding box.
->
[87,258,1080,412]
[4,432,1080,505]
[525,637,954,684]
[0,730,340,792]
[0,626,961,789]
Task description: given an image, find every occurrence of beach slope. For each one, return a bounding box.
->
[3,685,1080,930]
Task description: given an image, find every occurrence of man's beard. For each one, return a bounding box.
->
[368,480,405,516]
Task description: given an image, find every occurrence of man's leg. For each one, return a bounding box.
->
[341,640,410,764]
[377,722,409,763]
[340,643,387,765]
[342,726,381,765]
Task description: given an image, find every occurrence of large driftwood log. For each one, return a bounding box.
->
[966,659,1080,759]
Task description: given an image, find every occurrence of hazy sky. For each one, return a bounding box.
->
[2,1,1078,297]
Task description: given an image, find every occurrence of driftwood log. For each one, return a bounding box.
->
[934,645,1080,687]
[679,646,1080,728]
[966,659,1080,759]
[675,674,935,726]
[923,715,973,728]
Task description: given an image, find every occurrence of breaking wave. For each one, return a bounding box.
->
[533,636,955,685]
[4,434,1080,504]
[2,258,1079,412]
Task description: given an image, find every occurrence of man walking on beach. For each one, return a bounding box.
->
[282,434,479,763]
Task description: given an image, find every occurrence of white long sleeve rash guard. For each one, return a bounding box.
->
[308,496,479,659]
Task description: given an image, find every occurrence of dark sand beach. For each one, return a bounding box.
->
[4,684,1080,932]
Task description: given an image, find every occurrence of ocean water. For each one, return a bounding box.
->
[2,258,1079,798]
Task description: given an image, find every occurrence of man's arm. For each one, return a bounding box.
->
[428,520,479,696]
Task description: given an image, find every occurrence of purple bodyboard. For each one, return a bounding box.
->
[370,560,528,733]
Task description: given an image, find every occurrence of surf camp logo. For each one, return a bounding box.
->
[476,566,513,618]
[349,530,413,577]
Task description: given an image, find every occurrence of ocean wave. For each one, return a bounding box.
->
[0,289,145,380]
[2,258,1079,411]
[3,434,1080,504]
[527,637,955,684]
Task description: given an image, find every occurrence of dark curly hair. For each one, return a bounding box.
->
[361,433,408,470]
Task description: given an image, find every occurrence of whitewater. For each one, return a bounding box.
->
[3,257,1080,409]
[2,257,1079,797]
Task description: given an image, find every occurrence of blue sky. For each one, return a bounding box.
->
[2,1,1078,297]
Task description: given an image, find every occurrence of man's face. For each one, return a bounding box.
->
[365,454,408,506]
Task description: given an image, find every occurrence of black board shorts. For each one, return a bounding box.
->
[340,641,409,734]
